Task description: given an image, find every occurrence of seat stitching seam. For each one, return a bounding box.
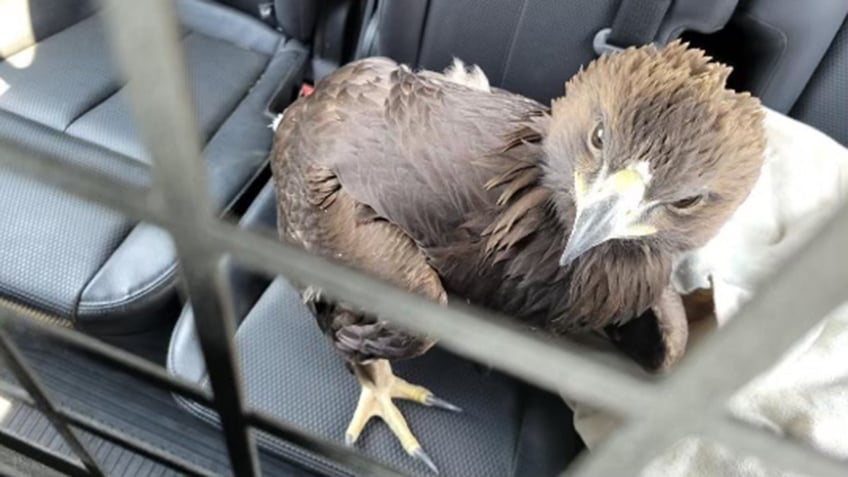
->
[63,84,124,133]
[64,23,193,133]
[499,0,530,87]
[0,108,147,169]
[77,264,178,311]
[68,219,138,325]
[413,0,432,66]
[509,390,530,476]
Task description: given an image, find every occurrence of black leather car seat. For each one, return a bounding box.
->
[0,0,315,335]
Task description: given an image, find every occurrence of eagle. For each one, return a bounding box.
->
[270,41,766,472]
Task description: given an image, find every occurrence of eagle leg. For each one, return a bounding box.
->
[345,359,461,474]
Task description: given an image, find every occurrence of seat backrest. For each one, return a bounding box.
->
[0,0,97,61]
[362,0,739,103]
[682,0,847,145]
[684,0,848,116]
[789,20,848,147]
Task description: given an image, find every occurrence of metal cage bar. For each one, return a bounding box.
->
[0,0,846,476]
[99,2,261,474]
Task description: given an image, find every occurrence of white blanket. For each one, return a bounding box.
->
[570,107,848,476]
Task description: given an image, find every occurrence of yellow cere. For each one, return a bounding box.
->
[624,223,657,237]
[574,171,588,199]
[610,168,644,194]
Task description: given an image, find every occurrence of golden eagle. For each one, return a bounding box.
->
[270,41,766,472]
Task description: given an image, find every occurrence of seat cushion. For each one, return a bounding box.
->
[169,278,582,477]
[0,0,308,333]
[0,173,134,320]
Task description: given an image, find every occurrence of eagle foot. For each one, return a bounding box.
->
[345,359,461,474]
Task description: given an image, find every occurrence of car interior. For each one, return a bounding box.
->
[1,0,846,475]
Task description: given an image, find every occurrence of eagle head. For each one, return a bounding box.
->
[543,40,767,267]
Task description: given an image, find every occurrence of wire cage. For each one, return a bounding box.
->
[0,2,847,476]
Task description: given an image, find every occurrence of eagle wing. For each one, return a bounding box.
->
[277,57,548,251]
[272,58,552,360]
[272,59,463,361]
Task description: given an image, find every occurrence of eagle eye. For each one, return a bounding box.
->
[670,195,703,211]
[589,122,604,150]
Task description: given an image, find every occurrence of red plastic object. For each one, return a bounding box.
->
[299,83,315,97]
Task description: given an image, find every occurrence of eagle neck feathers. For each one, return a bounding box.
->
[479,112,559,265]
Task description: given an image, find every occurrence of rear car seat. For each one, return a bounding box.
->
[0,0,314,335]
[167,1,746,475]
[684,0,848,146]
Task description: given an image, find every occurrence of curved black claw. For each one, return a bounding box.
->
[411,447,439,474]
[423,394,463,413]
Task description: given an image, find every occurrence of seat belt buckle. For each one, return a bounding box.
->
[593,28,625,56]
[299,83,315,97]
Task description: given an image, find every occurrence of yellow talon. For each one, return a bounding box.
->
[343,360,461,474]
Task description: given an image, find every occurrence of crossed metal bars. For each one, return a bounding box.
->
[0,1,846,476]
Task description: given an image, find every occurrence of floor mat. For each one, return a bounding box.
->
[0,328,318,476]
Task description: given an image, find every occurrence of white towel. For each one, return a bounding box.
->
[570,107,848,477]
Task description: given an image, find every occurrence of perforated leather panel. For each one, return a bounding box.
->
[791,21,848,147]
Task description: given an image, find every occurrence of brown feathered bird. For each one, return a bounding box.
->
[271,41,766,472]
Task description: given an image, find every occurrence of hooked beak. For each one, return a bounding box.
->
[559,168,655,267]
